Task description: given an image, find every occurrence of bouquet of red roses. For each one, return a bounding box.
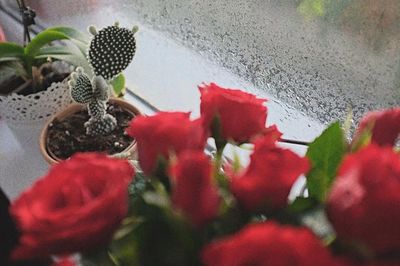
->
[2,83,400,266]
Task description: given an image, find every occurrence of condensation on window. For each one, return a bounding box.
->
[11,0,400,125]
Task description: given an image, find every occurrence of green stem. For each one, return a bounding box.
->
[24,55,33,79]
[214,150,228,190]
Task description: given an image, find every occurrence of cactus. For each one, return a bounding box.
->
[88,24,137,80]
[68,23,138,136]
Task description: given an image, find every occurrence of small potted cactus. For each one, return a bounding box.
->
[39,23,141,164]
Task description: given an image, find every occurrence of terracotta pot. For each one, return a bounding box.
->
[39,97,141,164]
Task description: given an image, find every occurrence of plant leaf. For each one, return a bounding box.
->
[36,46,78,56]
[25,30,71,58]
[305,122,346,202]
[108,217,142,265]
[128,171,148,200]
[47,26,89,43]
[0,57,22,63]
[0,43,25,61]
[35,44,90,71]
[287,197,318,214]
[350,123,373,152]
[46,26,89,55]
[110,73,126,97]
[36,53,92,76]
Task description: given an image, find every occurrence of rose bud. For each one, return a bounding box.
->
[170,151,220,227]
[127,112,206,176]
[231,132,309,212]
[199,83,267,145]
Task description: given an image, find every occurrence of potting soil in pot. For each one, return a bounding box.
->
[47,103,135,159]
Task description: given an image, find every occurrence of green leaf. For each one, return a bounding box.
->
[306,122,346,202]
[108,217,142,265]
[110,73,126,97]
[46,26,89,55]
[25,30,72,58]
[351,128,372,152]
[0,42,25,61]
[128,171,148,199]
[36,46,78,56]
[287,197,318,214]
[35,44,90,72]
[142,191,170,209]
[350,121,373,152]
[231,150,243,174]
[47,26,89,43]
[36,53,92,76]
[0,57,22,63]
[23,30,73,76]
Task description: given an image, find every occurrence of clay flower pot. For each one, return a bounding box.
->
[39,98,141,164]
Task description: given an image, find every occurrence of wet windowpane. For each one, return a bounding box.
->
[1,0,399,138]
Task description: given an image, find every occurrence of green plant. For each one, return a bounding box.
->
[69,23,138,136]
[0,26,90,92]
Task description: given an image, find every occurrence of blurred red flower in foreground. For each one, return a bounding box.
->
[202,221,336,266]
[10,153,134,260]
[354,108,400,147]
[327,144,400,255]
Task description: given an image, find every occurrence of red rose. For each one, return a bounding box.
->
[170,151,220,227]
[127,112,206,176]
[231,132,309,211]
[10,153,134,260]
[199,83,267,144]
[327,145,400,255]
[354,108,400,147]
[202,222,336,266]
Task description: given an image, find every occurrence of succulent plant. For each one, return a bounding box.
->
[88,23,137,80]
[68,23,138,136]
